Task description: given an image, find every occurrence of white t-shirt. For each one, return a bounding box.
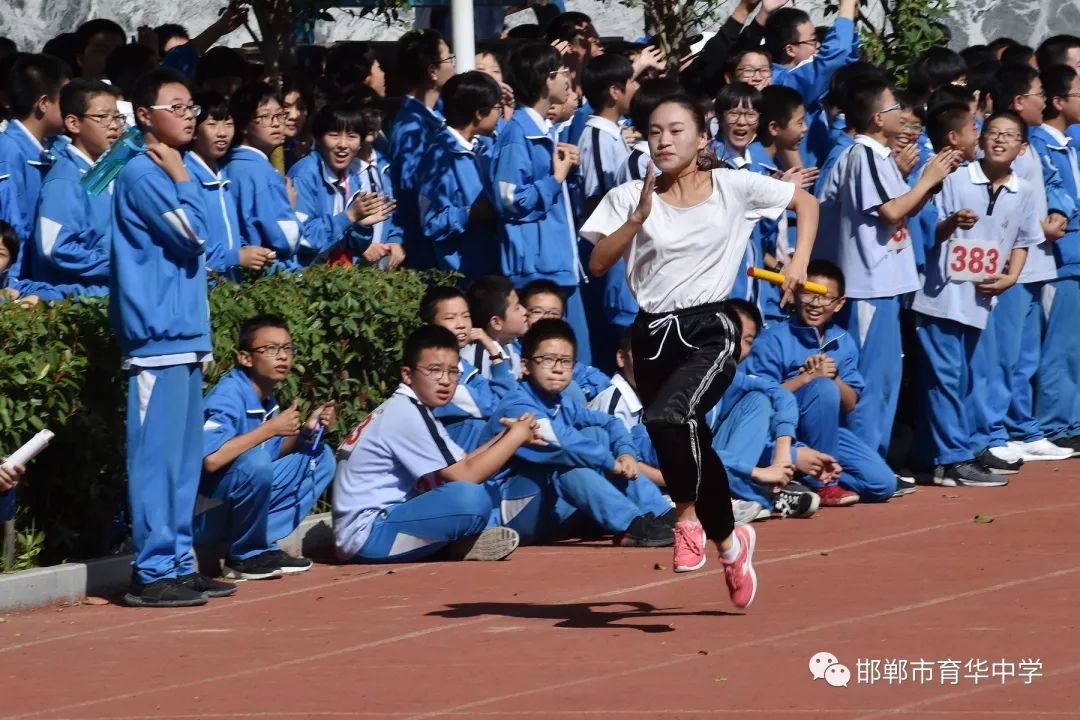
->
[579,169,794,314]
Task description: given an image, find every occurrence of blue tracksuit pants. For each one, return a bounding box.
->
[1005,283,1046,442]
[794,378,895,501]
[710,391,775,510]
[839,296,903,458]
[1035,277,1080,440]
[126,363,203,584]
[914,314,980,467]
[194,443,335,561]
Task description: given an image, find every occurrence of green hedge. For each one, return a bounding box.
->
[0,266,441,567]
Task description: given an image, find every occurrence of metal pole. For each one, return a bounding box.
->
[451,0,476,72]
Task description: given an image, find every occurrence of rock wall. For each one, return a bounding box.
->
[1,0,1076,58]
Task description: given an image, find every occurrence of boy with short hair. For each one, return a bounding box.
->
[417,71,503,280]
[815,77,961,460]
[333,325,537,563]
[1028,64,1080,449]
[111,68,222,607]
[578,53,638,209]
[20,79,120,299]
[520,278,612,401]
[982,64,1073,461]
[465,274,529,380]
[197,315,336,580]
[745,260,900,503]
[421,285,516,451]
[479,319,674,546]
[912,111,1041,486]
[390,29,455,270]
[490,41,592,364]
[0,54,70,261]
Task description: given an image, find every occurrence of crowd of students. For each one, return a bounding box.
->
[1,0,1079,609]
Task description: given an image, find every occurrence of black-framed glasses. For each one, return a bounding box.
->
[413,364,461,381]
[983,129,1023,143]
[791,39,822,49]
[529,355,574,369]
[735,66,772,79]
[437,54,457,65]
[81,113,126,129]
[245,343,299,358]
[799,292,841,306]
[724,109,760,122]
[149,103,201,118]
[526,307,563,320]
[253,111,288,126]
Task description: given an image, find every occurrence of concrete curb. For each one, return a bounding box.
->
[0,512,334,612]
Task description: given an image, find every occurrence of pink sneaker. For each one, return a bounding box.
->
[673,520,707,573]
[723,525,758,610]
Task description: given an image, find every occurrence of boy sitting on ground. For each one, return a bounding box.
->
[197,315,337,580]
[333,325,539,563]
[479,319,674,547]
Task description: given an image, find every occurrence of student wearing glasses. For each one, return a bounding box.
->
[20,79,120,299]
[745,260,898,504]
[333,325,540,564]
[111,69,223,607]
[197,315,336,581]
[816,77,960,464]
[222,83,304,269]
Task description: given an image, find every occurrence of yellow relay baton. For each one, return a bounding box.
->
[747,267,828,295]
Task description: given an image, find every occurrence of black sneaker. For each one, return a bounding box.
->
[656,508,678,528]
[1054,436,1080,454]
[975,449,1022,476]
[935,462,1009,488]
[262,549,314,574]
[615,514,674,547]
[223,554,285,580]
[892,475,919,497]
[124,578,209,608]
[179,573,238,598]
[444,527,520,561]
[774,486,820,518]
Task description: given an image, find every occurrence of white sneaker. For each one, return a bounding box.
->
[1007,438,1075,461]
[988,444,1024,464]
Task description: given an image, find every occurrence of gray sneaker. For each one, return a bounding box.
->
[732,499,765,526]
[445,527,521,560]
[934,461,1009,488]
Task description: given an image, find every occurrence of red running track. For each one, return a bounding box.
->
[1,461,1078,720]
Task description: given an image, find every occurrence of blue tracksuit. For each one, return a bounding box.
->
[20,143,110,299]
[222,145,302,268]
[490,106,590,363]
[195,368,335,561]
[417,126,500,279]
[184,152,243,281]
[708,369,798,510]
[1029,125,1080,439]
[772,18,857,109]
[479,381,670,543]
[434,355,516,452]
[0,121,54,278]
[286,151,374,263]
[389,95,445,270]
[744,319,894,500]
[110,151,212,585]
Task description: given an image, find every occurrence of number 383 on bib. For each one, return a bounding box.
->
[947,239,1000,282]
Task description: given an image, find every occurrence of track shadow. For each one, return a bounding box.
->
[427,601,738,633]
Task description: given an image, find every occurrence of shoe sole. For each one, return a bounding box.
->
[452,527,520,561]
[935,477,1009,488]
[1015,453,1075,462]
[222,566,284,581]
[278,564,313,574]
[819,497,859,507]
[985,467,1021,475]
[892,486,918,497]
[123,592,208,608]
[201,586,239,598]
